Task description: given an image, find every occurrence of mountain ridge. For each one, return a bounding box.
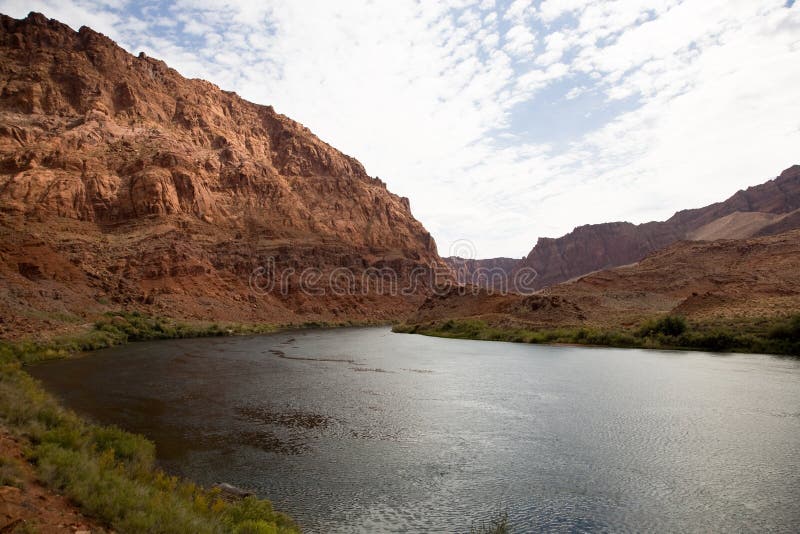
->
[407,228,800,332]
[513,164,800,290]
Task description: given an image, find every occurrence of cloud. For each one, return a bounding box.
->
[503,23,537,57]
[0,0,798,258]
[537,0,584,23]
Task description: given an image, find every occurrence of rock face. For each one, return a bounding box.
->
[515,165,800,290]
[443,256,520,291]
[0,13,445,338]
[408,229,800,329]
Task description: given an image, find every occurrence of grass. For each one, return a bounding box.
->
[0,312,281,366]
[0,455,25,488]
[0,312,301,533]
[394,314,800,356]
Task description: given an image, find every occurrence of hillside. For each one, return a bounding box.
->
[514,165,800,291]
[0,13,445,338]
[408,229,800,331]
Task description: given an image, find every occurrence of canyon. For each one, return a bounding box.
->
[1,9,798,534]
[1,12,798,341]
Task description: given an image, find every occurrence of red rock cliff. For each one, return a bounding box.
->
[0,12,444,337]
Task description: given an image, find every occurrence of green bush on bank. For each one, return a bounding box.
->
[395,314,800,356]
[637,315,688,337]
[0,313,299,534]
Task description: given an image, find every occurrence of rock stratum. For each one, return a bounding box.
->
[0,12,445,338]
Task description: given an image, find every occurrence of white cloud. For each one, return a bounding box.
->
[537,0,585,23]
[503,23,537,56]
[0,0,126,43]
[182,19,212,35]
[565,86,585,99]
[0,0,798,258]
[503,0,534,22]
[535,30,570,65]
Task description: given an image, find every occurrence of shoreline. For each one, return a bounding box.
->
[393,315,800,357]
[0,312,320,533]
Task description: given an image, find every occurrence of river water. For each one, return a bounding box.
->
[30,327,800,532]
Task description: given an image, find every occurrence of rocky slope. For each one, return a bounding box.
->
[0,431,103,533]
[515,165,800,290]
[409,229,800,330]
[0,12,445,338]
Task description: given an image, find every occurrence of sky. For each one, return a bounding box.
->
[1,1,799,258]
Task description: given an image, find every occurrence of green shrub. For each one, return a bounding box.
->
[0,456,24,488]
[396,314,800,355]
[233,520,279,534]
[768,315,800,341]
[90,425,155,471]
[637,315,687,337]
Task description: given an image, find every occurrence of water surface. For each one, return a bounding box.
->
[30,327,800,532]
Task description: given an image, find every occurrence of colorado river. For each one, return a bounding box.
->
[30,327,800,532]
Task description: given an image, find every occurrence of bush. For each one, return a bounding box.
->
[768,315,800,341]
[396,314,800,355]
[679,330,738,352]
[637,315,687,337]
[0,456,24,488]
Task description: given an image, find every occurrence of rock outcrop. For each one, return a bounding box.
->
[0,12,445,338]
[443,256,520,291]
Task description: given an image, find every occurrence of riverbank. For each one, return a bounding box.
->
[0,312,306,533]
[393,315,800,356]
[0,429,103,532]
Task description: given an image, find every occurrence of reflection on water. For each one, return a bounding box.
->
[30,327,800,532]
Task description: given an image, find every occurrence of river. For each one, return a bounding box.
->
[30,327,800,533]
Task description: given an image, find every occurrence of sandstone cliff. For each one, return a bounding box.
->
[443,256,520,291]
[0,13,444,338]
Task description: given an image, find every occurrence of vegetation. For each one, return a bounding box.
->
[0,312,300,533]
[637,315,687,337]
[0,312,282,366]
[0,455,24,488]
[2,311,386,366]
[394,319,639,347]
[395,314,800,356]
